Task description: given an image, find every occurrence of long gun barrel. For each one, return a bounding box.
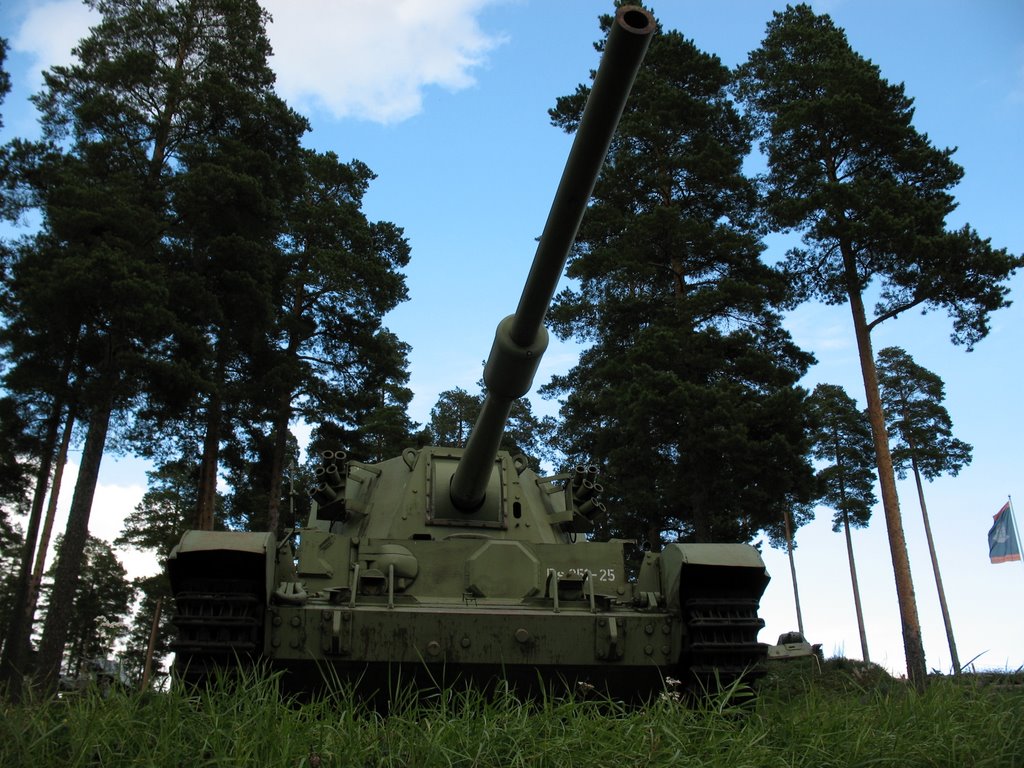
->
[450,5,655,512]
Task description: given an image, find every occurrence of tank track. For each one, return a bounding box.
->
[170,578,263,685]
[680,597,767,693]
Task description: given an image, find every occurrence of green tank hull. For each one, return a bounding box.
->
[168,447,769,699]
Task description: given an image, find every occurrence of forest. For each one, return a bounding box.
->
[0,0,1019,699]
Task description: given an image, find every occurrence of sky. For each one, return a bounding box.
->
[1,0,1022,679]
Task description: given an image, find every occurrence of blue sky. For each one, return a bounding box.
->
[2,0,1022,678]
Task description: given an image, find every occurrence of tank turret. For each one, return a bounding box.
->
[167,6,772,701]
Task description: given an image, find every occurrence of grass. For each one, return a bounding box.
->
[2,659,1023,767]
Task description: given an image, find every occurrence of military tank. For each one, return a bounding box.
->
[167,5,771,701]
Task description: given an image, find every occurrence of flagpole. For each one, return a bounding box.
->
[1008,496,1024,574]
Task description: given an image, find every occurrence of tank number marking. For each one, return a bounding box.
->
[557,568,617,582]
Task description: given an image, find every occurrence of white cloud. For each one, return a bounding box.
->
[263,0,506,124]
[40,461,157,583]
[12,1,100,84]
[86,480,146,547]
[9,0,503,125]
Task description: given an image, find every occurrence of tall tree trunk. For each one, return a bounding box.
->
[35,388,114,693]
[844,252,927,689]
[783,506,805,637]
[195,345,227,531]
[834,434,870,662]
[26,408,76,645]
[841,507,871,663]
[691,492,712,543]
[140,598,162,692]
[267,289,306,535]
[148,22,192,180]
[646,522,662,553]
[0,397,64,697]
[265,389,293,536]
[910,450,960,674]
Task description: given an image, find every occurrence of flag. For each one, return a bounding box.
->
[988,502,1021,564]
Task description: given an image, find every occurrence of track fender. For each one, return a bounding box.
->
[659,543,769,608]
[167,531,276,603]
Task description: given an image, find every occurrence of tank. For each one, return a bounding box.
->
[167,5,771,701]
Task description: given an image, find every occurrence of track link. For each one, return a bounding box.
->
[170,579,263,684]
[680,597,767,692]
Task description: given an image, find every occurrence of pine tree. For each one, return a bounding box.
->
[428,388,480,447]
[0,52,92,695]
[427,386,545,467]
[342,330,419,465]
[0,391,59,693]
[12,0,304,692]
[735,1,1021,689]
[0,521,25,659]
[260,149,410,532]
[807,383,877,662]
[115,460,198,685]
[877,346,971,674]
[0,37,9,108]
[118,458,202,555]
[542,10,816,551]
[150,2,309,533]
[117,574,173,689]
[15,135,168,693]
[38,536,135,679]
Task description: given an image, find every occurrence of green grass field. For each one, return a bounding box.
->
[3,659,1022,767]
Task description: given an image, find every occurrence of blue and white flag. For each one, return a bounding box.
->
[988,502,1021,564]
